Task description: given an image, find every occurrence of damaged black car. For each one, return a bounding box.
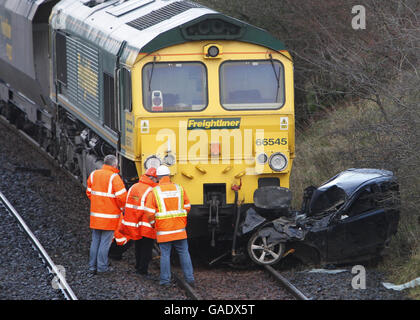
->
[241,168,400,266]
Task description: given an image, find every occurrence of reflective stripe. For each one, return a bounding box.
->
[121,219,137,227]
[155,210,187,220]
[126,203,156,214]
[87,187,92,192]
[108,173,117,194]
[176,185,184,211]
[90,191,116,198]
[144,207,155,213]
[141,187,153,207]
[126,203,144,211]
[154,186,182,213]
[158,190,179,198]
[122,219,153,229]
[90,212,120,219]
[90,171,94,184]
[126,186,134,199]
[115,236,127,243]
[114,188,127,197]
[184,204,191,208]
[139,221,153,228]
[157,228,186,236]
[153,188,165,214]
[125,187,153,212]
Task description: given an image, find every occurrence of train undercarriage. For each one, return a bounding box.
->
[0,86,119,187]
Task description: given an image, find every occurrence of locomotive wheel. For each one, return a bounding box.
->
[247,229,285,265]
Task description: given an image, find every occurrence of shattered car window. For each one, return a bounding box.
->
[308,185,346,216]
[347,185,376,217]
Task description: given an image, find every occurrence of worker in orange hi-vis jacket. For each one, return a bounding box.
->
[116,167,158,279]
[144,165,195,287]
[86,154,127,275]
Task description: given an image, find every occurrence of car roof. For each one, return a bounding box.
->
[318,168,394,197]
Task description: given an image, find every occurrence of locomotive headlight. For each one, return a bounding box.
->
[163,154,176,166]
[204,44,222,59]
[207,46,219,57]
[144,155,161,169]
[256,153,268,164]
[269,152,288,172]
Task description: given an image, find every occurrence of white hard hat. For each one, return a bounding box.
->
[156,165,170,176]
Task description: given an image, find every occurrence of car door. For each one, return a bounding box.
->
[327,184,388,262]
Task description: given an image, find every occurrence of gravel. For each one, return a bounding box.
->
[0,205,63,300]
[282,267,408,300]
[0,119,410,300]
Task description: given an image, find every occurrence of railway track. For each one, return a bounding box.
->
[264,265,310,300]
[171,263,310,300]
[150,245,308,300]
[0,191,78,300]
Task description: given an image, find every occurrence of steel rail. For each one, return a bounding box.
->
[264,265,310,300]
[151,246,201,300]
[0,191,78,300]
[172,269,201,300]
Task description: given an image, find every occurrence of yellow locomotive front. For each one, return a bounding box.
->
[124,39,294,243]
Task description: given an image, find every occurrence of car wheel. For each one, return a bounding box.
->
[247,228,285,265]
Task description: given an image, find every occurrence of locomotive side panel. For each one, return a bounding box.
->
[0,0,59,108]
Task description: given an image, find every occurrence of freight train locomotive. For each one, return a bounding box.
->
[0,0,295,261]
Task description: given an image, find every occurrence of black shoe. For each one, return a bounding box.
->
[137,271,158,281]
[187,281,196,288]
[160,282,172,287]
[88,269,97,276]
[97,266,114,275]
[144,274,159,281]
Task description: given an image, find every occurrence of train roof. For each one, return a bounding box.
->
[50,0,286,67]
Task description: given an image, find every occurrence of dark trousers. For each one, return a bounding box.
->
[135,237,154,274]
[109,239,132,260]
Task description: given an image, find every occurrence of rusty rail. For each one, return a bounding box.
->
[265,265,310,300]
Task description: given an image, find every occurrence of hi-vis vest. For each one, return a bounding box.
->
[86,165,127,231]
[145,179,191,243]
[117,176,157,242]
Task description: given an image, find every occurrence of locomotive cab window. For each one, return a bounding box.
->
[220,60,285,110]
[119,68,132,112]
[142,62,207,112]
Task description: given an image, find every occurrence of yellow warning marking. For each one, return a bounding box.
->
[1,18,11,39]
[77,54,98,99]
[6,44,12,61]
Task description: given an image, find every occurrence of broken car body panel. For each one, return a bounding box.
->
[243,168,400,265]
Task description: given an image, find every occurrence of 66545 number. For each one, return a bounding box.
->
[255,138,287,146]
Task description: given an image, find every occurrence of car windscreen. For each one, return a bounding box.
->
[220,60,285,110]
[142,62,207,112]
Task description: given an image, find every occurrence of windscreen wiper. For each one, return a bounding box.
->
[269,53,280,101]
[148,56,157,92]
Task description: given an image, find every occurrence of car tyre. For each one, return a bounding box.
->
[247,228,285,265]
